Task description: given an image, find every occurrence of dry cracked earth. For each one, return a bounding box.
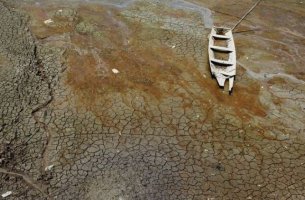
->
[0,0,304,199]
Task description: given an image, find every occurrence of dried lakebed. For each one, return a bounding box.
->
[0,0,304,199]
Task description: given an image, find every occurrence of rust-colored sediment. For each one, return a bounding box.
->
[66,5,266,120]
[25,3,266,121]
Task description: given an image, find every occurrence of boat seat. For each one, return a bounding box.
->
[212,34,231,39]
[211,58,234,66]
[210,45,233,53]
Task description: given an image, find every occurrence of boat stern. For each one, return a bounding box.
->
[215,74,235,94]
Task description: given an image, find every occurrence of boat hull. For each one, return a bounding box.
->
[208,27,236,94]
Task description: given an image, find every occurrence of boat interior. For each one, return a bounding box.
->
[210,27,234,67]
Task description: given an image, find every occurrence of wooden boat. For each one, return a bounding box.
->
[208,27,236,95]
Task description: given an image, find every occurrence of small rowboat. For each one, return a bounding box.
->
[208,27,236,95]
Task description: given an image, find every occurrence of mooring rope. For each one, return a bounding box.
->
[232,0,262,31]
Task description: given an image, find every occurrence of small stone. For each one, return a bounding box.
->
[112,68,120,74]
[2,191,12,198]
[45,165,54,171]
[44,19,54,24]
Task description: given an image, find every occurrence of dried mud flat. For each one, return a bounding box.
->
[0,0,304,199]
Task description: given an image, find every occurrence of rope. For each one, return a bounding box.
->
[232,0,262,31]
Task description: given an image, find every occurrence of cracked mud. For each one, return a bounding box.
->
[0,0,304,199]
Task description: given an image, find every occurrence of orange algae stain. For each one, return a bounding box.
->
[209,81,267,119]
[66,39,266,121]
[63,6,190,106]
[65,50,99,93]
[60,3,267,120]
[65,37,186,106]
[179,59,267,119]
[65,44,149,104]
